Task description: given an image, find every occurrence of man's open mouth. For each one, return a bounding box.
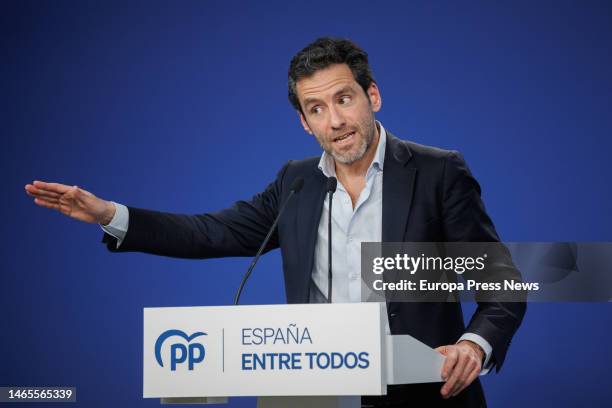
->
[334,131,356,143]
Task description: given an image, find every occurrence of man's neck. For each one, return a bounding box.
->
[334,125,380,181]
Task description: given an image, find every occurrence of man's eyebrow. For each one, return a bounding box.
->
[302,86,357,108]
[333,85,356,97]
[302,96,321,108]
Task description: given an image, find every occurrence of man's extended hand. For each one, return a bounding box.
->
[435,340,484,399]
[25,180,115,225]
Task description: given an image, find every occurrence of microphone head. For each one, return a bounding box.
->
[326,177,338,193]
[290,177,304,193]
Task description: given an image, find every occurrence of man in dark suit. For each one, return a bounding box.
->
[26,37,525,407]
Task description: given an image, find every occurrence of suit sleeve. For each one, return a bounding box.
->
[101,161,291,259]
[441,151,526,372]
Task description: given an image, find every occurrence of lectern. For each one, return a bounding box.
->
[143,303,444,407]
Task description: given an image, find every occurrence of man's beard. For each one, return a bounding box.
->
[329,136,369,164]
[320,119,377,165]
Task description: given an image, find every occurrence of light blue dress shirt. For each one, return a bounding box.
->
[101,121,492,373]
[308,123,385,303]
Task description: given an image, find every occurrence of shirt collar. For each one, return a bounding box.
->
[318,120,387,178]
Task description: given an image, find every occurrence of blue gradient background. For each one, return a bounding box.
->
[2,1,611,407]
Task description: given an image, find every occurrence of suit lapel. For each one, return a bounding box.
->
[381,132,416,306]
[382,132,416,242]
[296,170,327,302]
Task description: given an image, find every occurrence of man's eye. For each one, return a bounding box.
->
[311,106,322,114]
[339,95,351,104]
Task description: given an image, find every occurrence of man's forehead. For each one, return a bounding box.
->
[296,64,358,102]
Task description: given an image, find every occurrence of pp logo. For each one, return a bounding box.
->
[155,329,207,371]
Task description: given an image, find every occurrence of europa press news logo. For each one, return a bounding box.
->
[154,329,207,371]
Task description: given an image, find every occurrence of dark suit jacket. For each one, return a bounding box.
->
[103,132,525,407]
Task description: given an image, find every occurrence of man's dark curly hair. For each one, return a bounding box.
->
[288,37,375,113]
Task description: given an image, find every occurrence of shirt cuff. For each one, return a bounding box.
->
[457,332,493,375]
[99,202,129,248]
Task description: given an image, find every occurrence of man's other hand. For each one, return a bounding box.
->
[435,340,484,399]
[25,180,115,225]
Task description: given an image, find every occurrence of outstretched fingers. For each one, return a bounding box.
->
[25,184,62,200]
[31,180,72,195]
[33,197,60,210]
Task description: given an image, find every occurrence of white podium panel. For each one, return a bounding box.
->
[143,303,387,399]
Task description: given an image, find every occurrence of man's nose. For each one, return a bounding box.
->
[328,106,346,130]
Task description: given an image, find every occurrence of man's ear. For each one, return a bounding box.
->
[298,111,313,134]
[367,82,382,113]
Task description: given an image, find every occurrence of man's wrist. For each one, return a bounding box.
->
[100,201,116,226]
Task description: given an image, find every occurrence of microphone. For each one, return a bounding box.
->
[326,177,338,303]
[233,177,304,305]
